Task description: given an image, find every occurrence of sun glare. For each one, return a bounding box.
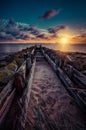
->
[58,37,70,51]
[60,37,69,45]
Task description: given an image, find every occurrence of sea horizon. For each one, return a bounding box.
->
[0,43,86,53]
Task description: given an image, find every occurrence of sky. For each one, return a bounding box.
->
[0,0,86,44]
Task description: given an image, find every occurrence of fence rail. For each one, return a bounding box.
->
[42,47,86,113]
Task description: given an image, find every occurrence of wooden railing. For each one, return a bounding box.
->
[0,47,36,128]
[16,59,36,130]
[0,60,26,126]
[62,64,86,87]
[0,81,15,125]
[42,47,86,113]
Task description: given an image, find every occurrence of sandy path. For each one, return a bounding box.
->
[26,57,86,130]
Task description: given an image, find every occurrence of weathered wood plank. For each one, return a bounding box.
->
[0,89,15,125]
[0,81,13,106]
[0,47,36,128]
[16,59,36,130]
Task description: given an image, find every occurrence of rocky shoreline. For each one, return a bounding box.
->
[0,49,86,91]
[64,52,86,74]
[0,47,34,91]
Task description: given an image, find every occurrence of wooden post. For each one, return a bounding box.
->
[16,59,36,130]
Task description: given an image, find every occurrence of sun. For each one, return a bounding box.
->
[58,37,70,51]
[60,37,69,45]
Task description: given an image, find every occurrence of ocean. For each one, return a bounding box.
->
[0,43,86,53]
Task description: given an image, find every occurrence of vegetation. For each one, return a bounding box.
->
[0,68,14,90]
[0,47,34,90]
[6,60,18,71]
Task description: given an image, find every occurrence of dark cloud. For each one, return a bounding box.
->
[8,19,16,26]
[48,25,67,34]
[5,19,17,28]
[31,29,40,36]
[0,32,15,41]
[27,26,41,36]
[6,30,20,36]
[39,9,61,19]
[57,25,66,31]
[48,28,56,33]
[18,24,30,31]
[36,34,49,39]
[0,19,33,41]
[16,34,30,40]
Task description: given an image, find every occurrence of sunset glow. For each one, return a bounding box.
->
[60,37,69,45]
[0,0,86,44]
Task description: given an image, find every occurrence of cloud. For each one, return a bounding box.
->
[5,19,16,28]
[79,33,86,38]
[77,33,86,41]
[48,25,67,34]
[0,20,67,42]
[8,19,16,26]
[71,33,86,43]
[0,32,15,41]
[30,28,40,36]
[39,9,61,19]
[0,19,86,44]
[6,30,20,36]
[0,19,34,41]
[16,34,30,40]
[36,34,49,40]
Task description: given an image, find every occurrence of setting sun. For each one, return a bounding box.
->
[58,37,70,51]
[60,37,69,45]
